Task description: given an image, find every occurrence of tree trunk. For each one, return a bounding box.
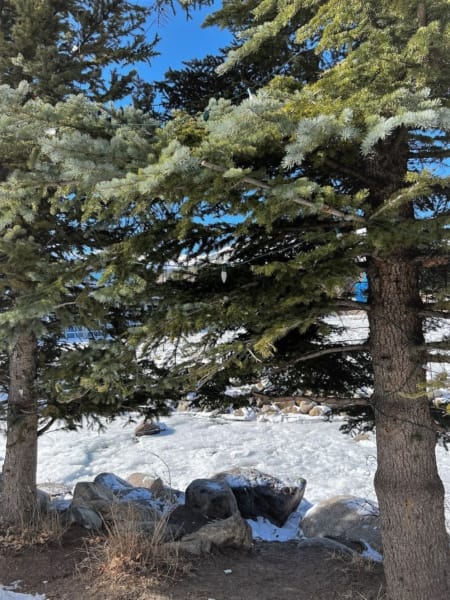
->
[0,329,38,525]
[368,257,449,600]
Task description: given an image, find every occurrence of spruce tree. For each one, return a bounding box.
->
[0,0,174,525]
[101,1,449,598]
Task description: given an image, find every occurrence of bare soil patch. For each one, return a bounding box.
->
[0,525,386,600]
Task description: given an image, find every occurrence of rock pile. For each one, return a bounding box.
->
[27,467,382,558]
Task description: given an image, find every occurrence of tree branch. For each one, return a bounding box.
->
[333,300,370,312]
[200,161,366,224]
[426,353,450,363]
[324,157,376,187]
[425,341,450,350]
[272,344,369,373]
[37,417,56,437]
[420,310,450,320]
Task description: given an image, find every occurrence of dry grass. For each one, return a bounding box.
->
[86,504,183,585]
[0,508,68,550]
[338,587,387,600]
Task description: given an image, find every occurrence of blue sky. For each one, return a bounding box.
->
[142,3,231,82]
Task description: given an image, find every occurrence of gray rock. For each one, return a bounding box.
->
[71,481,115,520]
[185,478,239,520]
[175,513,252,555]
[71,505,103,530]
[134,421,162,436]
[94,472,133,494]
[300,495,382,554]
[214,467,306,527]
[37,489,51,513]
[72,476,163,527]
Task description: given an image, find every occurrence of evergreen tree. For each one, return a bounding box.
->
[101,1,449,598]
[0,0,178,525]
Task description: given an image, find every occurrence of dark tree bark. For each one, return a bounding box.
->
[368,257,449,600]
[0,330,38,525]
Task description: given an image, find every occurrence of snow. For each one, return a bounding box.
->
[0,312,448,599]
[32,414,382,504]
[0,583,45,600]
[0,419,449,600]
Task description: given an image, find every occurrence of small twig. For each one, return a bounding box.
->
[200,161,366,224]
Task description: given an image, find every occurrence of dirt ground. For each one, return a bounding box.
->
[0,525,387,600]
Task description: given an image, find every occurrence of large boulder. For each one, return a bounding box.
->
[185,478,239,520]
[175,513,252,555]
[300,495,382,554]
[214,468,306,527]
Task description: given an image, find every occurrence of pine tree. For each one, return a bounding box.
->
[147,37,373,406]
[102,1,449,598]
[0,0,175,525]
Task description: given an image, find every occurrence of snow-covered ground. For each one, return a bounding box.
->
[32,411,449,519]
[1,410,449,600]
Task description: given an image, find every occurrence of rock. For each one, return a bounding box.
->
[176,513,252,555]
[94,472,133,494]
[300,496,382,554]
[227,407,256,421]
[214,467,306,527]
[185,479,239,520]
[71,477,162,529]
[97,472,164,514]
[71,481,115,520]
[309,405,327,417]
[168,505,211,539]
[134,421,162,436]
[273,400,296,411]
[177,400,191,412]
[298,400,317,414]
[71,505,103,530]
[37,489,51,513]
[281,404,301,414]
[127,473,165,496]
[37,482,72,499]
[260,405,278,414]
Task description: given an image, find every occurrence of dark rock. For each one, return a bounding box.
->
[214,467,306,527]
[168,505,211,539]
[185,478,239,520]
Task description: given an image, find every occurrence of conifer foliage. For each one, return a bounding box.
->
[0,1,173,525]
[106,1,449,598]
